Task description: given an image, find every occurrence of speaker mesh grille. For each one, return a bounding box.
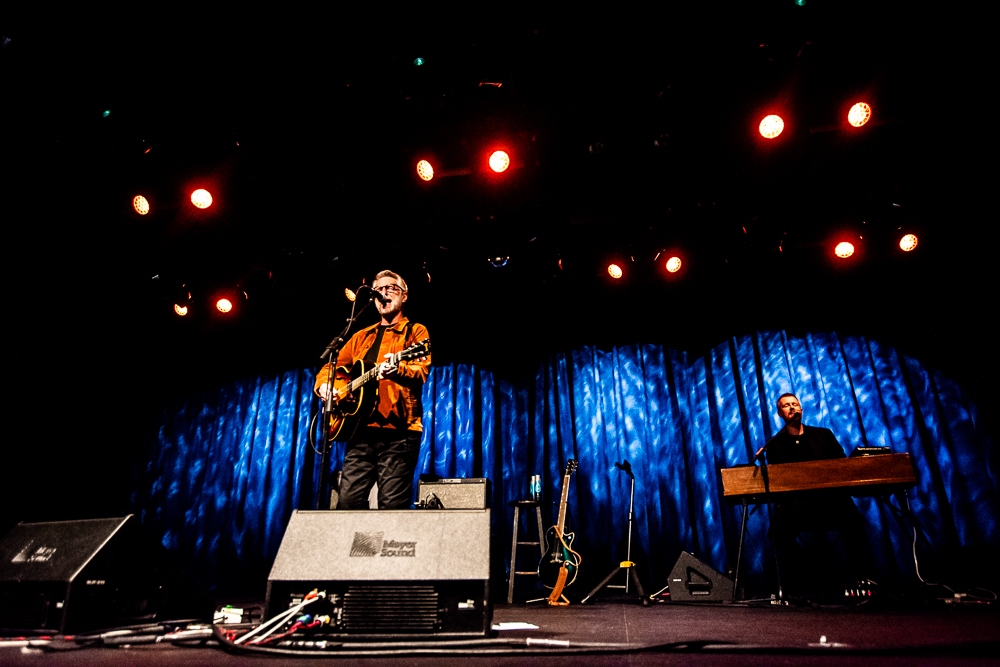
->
[0,589,54,630]
[342,585,438,632]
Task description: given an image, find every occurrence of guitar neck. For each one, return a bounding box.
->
[346,350,400,394]
[555,473,571,536]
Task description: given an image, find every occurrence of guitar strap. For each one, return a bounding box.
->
[363,325,390,365]
[547,565,571,606]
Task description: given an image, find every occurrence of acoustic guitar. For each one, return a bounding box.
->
[324,339,431,442]
[538,459,581,595]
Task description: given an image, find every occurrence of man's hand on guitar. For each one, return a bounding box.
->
[318,383,343,404]
[377,353,399,379]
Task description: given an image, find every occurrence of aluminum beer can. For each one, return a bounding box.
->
[530,475,541,501]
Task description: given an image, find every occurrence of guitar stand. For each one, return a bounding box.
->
[580,461,648,605]
[526,554,571,606]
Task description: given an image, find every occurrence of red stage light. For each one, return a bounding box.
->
[191,189,213,209]
[759,115,784,139]
[834,241,855,258]
[416,160,434,181]
[173,304,188,316]
[899,234,918,252]
[848,102,872,128]
[216,298,233,313]
[607,263,623,279]
[489,150,510,173]
[665,256,682,273]
[133,195,149,215]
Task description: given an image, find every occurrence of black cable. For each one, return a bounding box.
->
[213,624,649,657]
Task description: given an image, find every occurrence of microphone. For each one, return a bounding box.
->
[360,285,391,305]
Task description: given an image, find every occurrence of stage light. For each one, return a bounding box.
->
[414,57,425,66]
[899,233,919,252]
[345,287,357,302]
[489,150,510,173]
[608,263,623,279]
[191,189,213,209]
[848,102,872,128]
[489,255,509,268]
[759,115,784,139]
[133,195,149,215]
[171,287,192,316]
[665,256,682,273]
[102,109,111,118]
[835,241,855,258]
[216,298,233,313]
[416,159,434,181]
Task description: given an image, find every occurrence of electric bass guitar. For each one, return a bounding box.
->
[323,339,431,442]
[538,459,581,591]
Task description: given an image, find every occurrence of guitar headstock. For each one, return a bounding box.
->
[400,339,431,361]
[564,459,578,477]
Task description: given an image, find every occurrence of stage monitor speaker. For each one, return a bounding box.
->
[417,478,491,509]
[667,551,734,602]
[266,509,491,639]
[0,515,202,633]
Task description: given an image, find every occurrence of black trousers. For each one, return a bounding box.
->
[770,496,871,600]
[338,429,421,510]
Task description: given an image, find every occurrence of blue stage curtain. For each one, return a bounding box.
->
[133,332,996,594]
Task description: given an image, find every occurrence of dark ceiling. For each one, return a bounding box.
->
[2,5,992,405]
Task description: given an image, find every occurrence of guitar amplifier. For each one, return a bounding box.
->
[266,510,491,638]
[417,478,491,509]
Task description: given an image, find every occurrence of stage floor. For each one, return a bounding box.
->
[1,599,997,666]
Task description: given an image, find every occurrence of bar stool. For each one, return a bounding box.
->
[507,499,546,604]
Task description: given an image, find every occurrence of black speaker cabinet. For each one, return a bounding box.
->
[417,478,491,509]
[266,510,492,639]
[667,551,734,602]
[0,516,174,633]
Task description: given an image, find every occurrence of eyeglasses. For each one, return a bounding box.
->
[374,284,403,295]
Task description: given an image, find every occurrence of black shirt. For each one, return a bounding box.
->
[765,425,845,465]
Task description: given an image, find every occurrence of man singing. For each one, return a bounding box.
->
[315,270,431,509]
[765,393,845,465]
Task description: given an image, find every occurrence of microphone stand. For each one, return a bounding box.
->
[730,431,785,603]
[581,460,647,605]
[756,439,786,604]
[314,288,376,510]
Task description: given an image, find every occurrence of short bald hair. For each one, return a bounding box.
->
[775,392,798,409]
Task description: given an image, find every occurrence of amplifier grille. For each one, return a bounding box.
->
[0,589,55,630]
[342,585,438,632]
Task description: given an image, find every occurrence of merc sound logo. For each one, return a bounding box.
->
[349,532,417,558]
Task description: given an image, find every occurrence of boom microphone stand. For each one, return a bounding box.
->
[314,286,377,510]
[580,460,648,605]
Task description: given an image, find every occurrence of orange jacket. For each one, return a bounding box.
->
[314,317,431,432]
